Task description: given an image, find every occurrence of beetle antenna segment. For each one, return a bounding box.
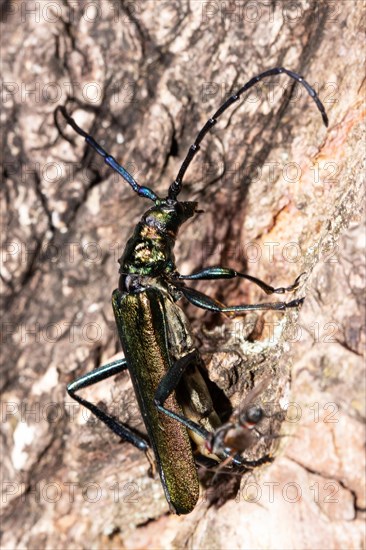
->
[168,67,329,200]
[55,105,159,202]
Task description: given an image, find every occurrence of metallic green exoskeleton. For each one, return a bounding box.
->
[61,67,329,514]
[112,201,212,513]
[112,289,200,513]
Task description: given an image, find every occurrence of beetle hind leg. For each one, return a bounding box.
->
[153,351,212,441]
[67,358,149,451]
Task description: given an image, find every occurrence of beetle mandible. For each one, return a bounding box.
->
[57,67,328,515]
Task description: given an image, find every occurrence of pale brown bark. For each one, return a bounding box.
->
[1,1,365,549]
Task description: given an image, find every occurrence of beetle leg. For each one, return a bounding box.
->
[67,358,149,451]
[155,358,275,468]
[180,285,304,314]
[195,452,273,475]
[175,268,304,295]
[154,351,212,441]
[211,454,274,483]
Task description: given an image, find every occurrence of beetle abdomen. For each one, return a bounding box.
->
[112,287,200,514]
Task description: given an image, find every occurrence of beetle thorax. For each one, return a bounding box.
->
[118,200,198,277]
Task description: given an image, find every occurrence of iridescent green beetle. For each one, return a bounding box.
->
[58,68,328,514]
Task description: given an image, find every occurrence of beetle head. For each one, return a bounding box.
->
[143,199,198,235]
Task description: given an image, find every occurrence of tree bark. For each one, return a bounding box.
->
[1,1,365,549]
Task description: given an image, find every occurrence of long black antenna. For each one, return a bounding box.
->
[55,106,159,202]
[168,67,329,200]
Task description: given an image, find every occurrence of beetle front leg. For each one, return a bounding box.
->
[67,358,149,451]
[154,351,212,441]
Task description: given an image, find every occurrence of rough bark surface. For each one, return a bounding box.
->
[1,1,365,549]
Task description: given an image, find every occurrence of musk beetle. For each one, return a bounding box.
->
[57,67,328,515]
